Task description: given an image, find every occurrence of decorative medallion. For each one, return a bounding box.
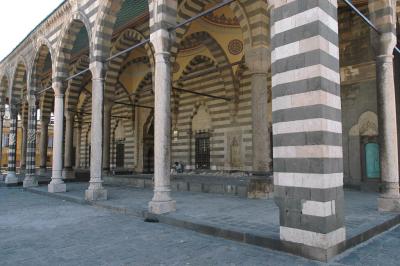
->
[228,39,243,55]
[172,62,180,73]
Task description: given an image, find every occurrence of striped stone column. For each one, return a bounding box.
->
[85,61,107,201]
[23,96,38,187]
[369,0,400,211]
[38,118,49,175]
[271,0,345,259]
[5,109,19,184]
[20,123,27,170]
[148,0,177,214]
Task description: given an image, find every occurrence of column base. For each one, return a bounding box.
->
[48,182,66,193]
[85,188,108,201]
[62,168,75,179]
[37,167,47,176]
[5,172,19,185]
[378,197,400,212]
[148,200,176,214]
[23,175,38,188]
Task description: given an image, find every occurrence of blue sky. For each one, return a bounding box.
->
[0,0,64,61]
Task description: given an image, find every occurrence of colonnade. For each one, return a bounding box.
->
[0,0,398,256]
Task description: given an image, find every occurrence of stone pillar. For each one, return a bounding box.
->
[48,81,66,193]
[20,123,27,170]
[147,0,177,214]
[246,47,272,174]
[271,0,345,261]
[75,123,81,169]
[62,111,74,179]
[0,113,4,171]
[369,0,400,211]
[23,95,38,187]
[85,61,107,201]
[38,118,49,175]
[102,102,112,173]
[5,109,19,184]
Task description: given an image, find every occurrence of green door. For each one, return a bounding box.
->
[365,143,380,179]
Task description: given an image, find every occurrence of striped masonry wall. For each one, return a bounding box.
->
[271,0,345,249]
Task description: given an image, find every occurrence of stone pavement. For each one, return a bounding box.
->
[29,183,397,240]
[1,187,400,265]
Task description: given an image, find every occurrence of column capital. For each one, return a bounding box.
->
[245,47,271,74]
[52,80,66,96]
[89,61,105,81]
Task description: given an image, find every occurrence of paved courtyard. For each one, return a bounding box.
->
[1,187,400,265]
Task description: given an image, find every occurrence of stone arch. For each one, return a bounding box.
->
[39,78,54,121]
[91,0,126,62]
[133,72,153,104]
[31,38,54,94]
[177,31,238,109]
[359,111,379,137]
[190,101,212,133]
[10,57,28,106]
[0,74,9,110]
[65,55,90,112]
[105,28,154,101]
[53,11,93,84]
[174,0,269,60]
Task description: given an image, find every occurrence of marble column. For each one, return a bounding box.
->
[20,123,27,170]
[102,102,112,173]
[245,47,272,174]
[85,61,107,201]
[369,0,400,211]
[48,81,66,193]
[38,118,49,175]
[62,111,74,179]
[23,95,38,187]
[148,4,177,213]
[75,123,81,169]
[5,109,18,184]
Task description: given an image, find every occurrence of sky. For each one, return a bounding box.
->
[0,0,65,61]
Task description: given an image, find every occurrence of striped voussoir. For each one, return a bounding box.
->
[109,83,135,169]
[65,55,90,113]
[178,31,238,113]
[7,114,18,172]
[26,102,37,175]
[271,0,345,249]
[10,61,26,104]
[105,29,154,103]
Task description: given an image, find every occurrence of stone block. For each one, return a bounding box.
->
[189,183,202,193]
[148,200,176,214]
[85,188,108,201]
[378,197,400,212]
[48,182,67,193]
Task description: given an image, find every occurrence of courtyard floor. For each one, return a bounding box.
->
[28,182,398,241]
[2,187,400,265]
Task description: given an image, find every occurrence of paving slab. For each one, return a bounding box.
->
[26,182,400,259]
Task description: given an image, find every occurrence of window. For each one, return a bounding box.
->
[195,132,210,170]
